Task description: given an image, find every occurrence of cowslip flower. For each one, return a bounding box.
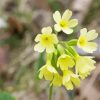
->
[53,9,78,34]
[39,60,62,86]
[77,28,98,53]
[63,70,80,90]
[57,54,75,70]
[39,61,57,80]
[75,55,96,79]
[51,73,62,86]
[34,27,58,53]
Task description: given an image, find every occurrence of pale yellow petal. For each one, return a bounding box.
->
[62,9,72,20]
[69,19,78,27]
[47,66,57,73]
[64,81,73,90]
[52,34,58,44]
[71,75,80,86]
[41,26,52,33]
[34,43,45,52]
[83,42,97,53]
[39,71,43,79]
[80,28,87,35]
[57,54,75,70]
[63,70,72,84]
[62,28,73,34]
[46,45,55,53]
[63,75,70,84]
[86,30,98,41]
[76,56,96,76]
[44,71,53,80]
[53,11,61,23]
[35,34,41,42]
[54,24,61,32]
[52,74,62,86]
[39,65,52,80]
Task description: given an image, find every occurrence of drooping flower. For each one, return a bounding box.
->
[75,55,96,79]
[57,54,75,70]
[53,9,78,34]
[63,70,80,90]
[39,60,62,86]
[51,73,62,86]
[39,61,57,81]
[77,28,98,53]
[34,26,58,53]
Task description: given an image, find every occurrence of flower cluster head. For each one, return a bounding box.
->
[34,9,98,90]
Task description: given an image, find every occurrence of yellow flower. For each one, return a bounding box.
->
[51,73,62,86]
[34,26,58,53]
[39,61,57,81]
[53,9,78,34]
[39,61,62,86]
[77,28,98,53]
[57,54,75,70]
[76,55,96,79]
[63,70,80,90]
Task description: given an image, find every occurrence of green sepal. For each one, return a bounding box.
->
[65,44,78,57]
[57,44,64,55]
[67,39,78,46]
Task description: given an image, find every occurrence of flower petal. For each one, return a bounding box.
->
[52,34,58,44]
[83,42,97,53]
[46,45,55,53]
[63,70,72,84]
[53,11,61,23]
[44,71,53,80]
[76,55,96,79]
[62,9,72,20]
[80,28,87,35]
[35,34,41,42]
[62,28,73,34]
[47,66,57,73]
[57,54,75,70]
[86,30,98,41]
[64,81,73,90]
[71,75,80,86]
[39,65,54,80]
[39,71,43,79]
[52,74,62,86]
[54,24,61,32]
[76,56,95,76]
[69,19,78,27]
[34,43,45,52]
[41,26,52,33]
[63,75,70,84]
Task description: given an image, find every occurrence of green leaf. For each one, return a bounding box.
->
[0,92,15,100]
[67,39,78,46]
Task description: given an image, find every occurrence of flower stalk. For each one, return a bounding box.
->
[49,85,53,100]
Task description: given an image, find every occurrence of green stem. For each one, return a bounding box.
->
[49,85,53,100]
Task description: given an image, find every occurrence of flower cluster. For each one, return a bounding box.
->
[34,9,98,90]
